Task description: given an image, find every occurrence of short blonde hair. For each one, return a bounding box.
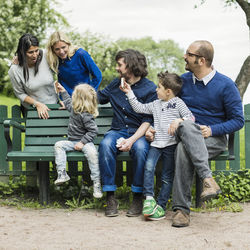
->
[46,31,78,73]
[72,84,99,118]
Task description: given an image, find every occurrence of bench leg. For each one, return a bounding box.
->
[38,162,50,205]
[195,172,203,208]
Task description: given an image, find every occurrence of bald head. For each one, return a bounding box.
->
[192,40,214,67]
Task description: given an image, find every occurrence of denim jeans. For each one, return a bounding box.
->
[172,120,227,214]
[54,140,100,181]
[143,144,176,210]
[98,129,150,193]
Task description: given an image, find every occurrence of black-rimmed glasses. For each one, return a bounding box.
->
[186,51,204,58]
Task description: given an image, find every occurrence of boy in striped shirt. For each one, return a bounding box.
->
[120,71,194,220]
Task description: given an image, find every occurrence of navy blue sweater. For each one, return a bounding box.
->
[180,71,244,136]
[58,48,102,95]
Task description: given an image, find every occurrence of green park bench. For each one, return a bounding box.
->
[3,104,134,204]
[3,103,236,206]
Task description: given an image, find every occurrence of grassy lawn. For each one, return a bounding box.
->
[0,94,20,116]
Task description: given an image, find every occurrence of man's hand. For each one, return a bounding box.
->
[118,137,134,152]
[168,118,183,136]
[74,141,84,151]
[199,125,212,138]
[145,126,156,142]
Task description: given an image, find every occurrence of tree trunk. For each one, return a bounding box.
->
[236,55,250,99]
[235,0,250,99]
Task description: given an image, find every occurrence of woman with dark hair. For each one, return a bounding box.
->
[8,34,58,119]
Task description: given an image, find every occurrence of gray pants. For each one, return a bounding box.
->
[172,120,227,214]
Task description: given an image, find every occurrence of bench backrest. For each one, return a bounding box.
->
[24,104,113,152]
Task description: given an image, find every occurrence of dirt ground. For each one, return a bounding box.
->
[0,203,249,250]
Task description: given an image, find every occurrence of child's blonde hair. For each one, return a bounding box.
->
[46,31,78,73]
[72,84,99,118]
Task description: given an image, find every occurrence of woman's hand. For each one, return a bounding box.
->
[36,102,50,119]
[12,56,19,65]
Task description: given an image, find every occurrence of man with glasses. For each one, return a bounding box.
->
[147,40,244,227]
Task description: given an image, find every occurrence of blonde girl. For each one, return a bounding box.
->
[46,31,102,95]
[54,83,102,198]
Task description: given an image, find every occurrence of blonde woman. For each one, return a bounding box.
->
[54,83,102,198]
[47,31,102,95]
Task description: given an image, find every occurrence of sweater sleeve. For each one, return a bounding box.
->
[61,91,73,112]
[210,82,244,136]
[80,113,98,144]
[97,79,115,104]
[178,99,195,121]
[80,50,102,91]
[8,66,28,102]
[126,90,154,114]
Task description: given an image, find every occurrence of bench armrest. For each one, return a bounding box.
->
[227,133,235,160]
[3,120,25,152]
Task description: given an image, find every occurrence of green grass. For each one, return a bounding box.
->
[0,94,20,116]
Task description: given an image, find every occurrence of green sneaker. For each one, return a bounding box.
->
[142,198,157,216]
[146,205,165,221]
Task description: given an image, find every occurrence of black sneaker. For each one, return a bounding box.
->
[126,195,143,217]
[105,195,119,217]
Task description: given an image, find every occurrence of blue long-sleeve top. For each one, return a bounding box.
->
[97,77,157,134]
[180,71,244,136]
[58,48,102,95]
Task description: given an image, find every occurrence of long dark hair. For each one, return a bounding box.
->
[115,49,148,78]
[16,34,43,82]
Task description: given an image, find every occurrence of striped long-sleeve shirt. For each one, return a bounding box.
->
[127,91,194,148]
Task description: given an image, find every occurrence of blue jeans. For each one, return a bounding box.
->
[98,129,150,193]
[54,140,100,181]
[143,144,176,210]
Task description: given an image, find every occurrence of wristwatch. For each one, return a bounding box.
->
[32,101,37,108]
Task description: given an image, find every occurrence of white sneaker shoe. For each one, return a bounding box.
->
[54,170,70,185]
[93,180,103,198]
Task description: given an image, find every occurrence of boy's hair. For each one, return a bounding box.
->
[115,49,148,78]
[157,71,183,96]
[72,84,99,118]
[46,31,78,73]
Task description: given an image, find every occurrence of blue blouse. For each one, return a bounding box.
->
[58,48,102,95]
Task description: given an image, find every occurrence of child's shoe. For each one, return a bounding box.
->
[54,169,70,185]
[146,205,165,221]
[93,180,103,198]
[142,198,157,216]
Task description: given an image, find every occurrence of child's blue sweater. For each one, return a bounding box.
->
[180,71,244,136]
[58,48,102,95]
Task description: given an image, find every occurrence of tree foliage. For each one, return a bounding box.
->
[198,0,250,98]
[67,32,185,88]
[117,37,185,84]
[0,0,68,95]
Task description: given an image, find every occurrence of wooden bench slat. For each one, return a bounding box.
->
[25,127,68,136]
[26,119,69,127]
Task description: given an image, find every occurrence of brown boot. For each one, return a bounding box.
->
[200,177,221,201]
[172,210,190,227]
[126,194,143,217]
